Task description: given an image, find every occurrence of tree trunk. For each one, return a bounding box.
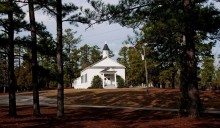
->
[171,76,175,88]
[171,68,176,89]
[69,73,72,88]
[179,0,201,117]
[185,32,201,117]
[170,47,175,89]
[28,0,41,116]
[56,0,64,117]
[4,86,6,93]
[8,0,17,117]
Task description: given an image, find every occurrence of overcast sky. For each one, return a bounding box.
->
[21,0,220,66]
[30,0,135,59]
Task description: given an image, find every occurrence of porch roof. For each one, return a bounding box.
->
[100,67,116,73]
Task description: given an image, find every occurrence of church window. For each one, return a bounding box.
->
[81,76,84,83]
[85,74,87,83]
[81,74,87,83]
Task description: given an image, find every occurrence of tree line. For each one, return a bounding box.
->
[0,33,109,91]
[88,0,220,117]
[1,0,220,118]
[0,0,94,117]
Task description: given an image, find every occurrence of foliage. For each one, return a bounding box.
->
[117,44,158,87]
[14,58,32,91]
[79,44,105,69]
[90,75,103,89]
[63,28,81,87]
[90,45,102,64]
[159,67,178,88]
[117,75,126,88]
[37,66,51,88]
[0,0,28,117]
[35,0,91,25]
[1,0,220,118]
[213,67,220,88]
[88,0,220,117]
[38,36,56,57]
[200,57,215,89]
[0,38,8,88]
[0,51,7,88]
[28,0,42,116]
[34,0,94,117]
[126,47,145,86]
[117,46,130,85]
[80,44,91,69]
[117,46,129,68]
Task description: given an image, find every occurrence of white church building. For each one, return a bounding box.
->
[72,43,125,89]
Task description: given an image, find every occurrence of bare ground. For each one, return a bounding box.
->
[39,88,220,110]
[1,88,220,128]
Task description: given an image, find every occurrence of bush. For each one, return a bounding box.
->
[117,75,126,88]
[89,75,103,89]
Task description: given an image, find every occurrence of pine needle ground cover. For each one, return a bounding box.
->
[40,88,220,110]
[0,88,220,128]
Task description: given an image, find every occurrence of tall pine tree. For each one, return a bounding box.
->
[88,0,220,117]
[28,0,41,116]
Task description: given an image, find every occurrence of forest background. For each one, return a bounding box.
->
[1,0,220,117]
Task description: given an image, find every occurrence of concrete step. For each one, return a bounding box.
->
[104,84,116,89]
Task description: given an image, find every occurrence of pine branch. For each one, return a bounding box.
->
[14,0,57,15]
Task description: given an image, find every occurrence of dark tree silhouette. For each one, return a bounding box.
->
[28,0,41,116]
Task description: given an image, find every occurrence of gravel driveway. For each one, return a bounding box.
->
[0,94,56,106]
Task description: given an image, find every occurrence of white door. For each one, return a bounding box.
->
[104,75,111,85]
[104,77,111,85]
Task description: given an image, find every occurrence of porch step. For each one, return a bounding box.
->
[104,84,116,89]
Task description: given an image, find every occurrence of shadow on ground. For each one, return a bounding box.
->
[1,105,220,128]
[63,89,180,109]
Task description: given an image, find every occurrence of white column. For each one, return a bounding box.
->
[115,73,117,88]
[102,73,105,88]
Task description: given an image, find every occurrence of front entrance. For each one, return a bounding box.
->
[104,74,112,86]
[101,68,117,88]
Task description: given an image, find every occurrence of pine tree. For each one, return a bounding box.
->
[1,0,31,117]
[35,0,91,117]
[88,0,220,117]
[117,46,129,68]
[28,0,41,116]
[201,57,215,89]
[63,29,81,87]
[7,0,17,117]
[80,44,91,69]
[90,45,102,64]
[56,0,64,117]
[127,47,145,86]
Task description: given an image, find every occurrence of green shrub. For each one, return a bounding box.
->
[117,75,126,88]
[89,75,103,89]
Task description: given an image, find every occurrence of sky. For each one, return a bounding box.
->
[31,0,135,59]
[21,0,220,66]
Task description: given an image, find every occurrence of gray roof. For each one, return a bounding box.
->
[103,43,110,50]
[100,67,116,73]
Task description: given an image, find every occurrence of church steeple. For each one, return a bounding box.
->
[103,42,110,58]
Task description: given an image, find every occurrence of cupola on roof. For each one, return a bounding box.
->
[103,43,110,50]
